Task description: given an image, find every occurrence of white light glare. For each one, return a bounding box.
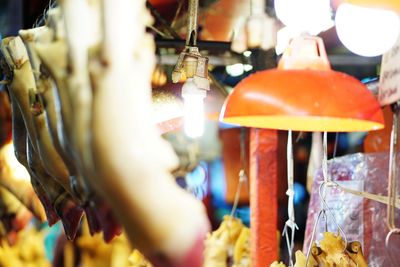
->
[3,142,30,182]
[243,50,252,57]
[182,78,206,138]
[274,0,333,35]
[335,3,400,57]
[226,64,253,77]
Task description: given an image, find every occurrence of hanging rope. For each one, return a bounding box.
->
[187,0,199,46]
[333,132,339,159]
[230,128,248,218]
[306,131,348,266]
[282,130,298,267]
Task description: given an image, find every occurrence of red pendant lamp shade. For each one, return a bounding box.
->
[220,36,384,132]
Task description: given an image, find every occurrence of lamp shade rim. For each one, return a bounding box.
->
[221,115,384,132]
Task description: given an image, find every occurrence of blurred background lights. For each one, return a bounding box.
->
[226,63,253,77]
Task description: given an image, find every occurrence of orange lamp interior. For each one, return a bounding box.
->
[223,116,384,132]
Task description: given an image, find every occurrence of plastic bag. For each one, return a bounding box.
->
[304,152,400,266]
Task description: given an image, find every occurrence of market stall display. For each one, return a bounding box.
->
[0,0,399,267]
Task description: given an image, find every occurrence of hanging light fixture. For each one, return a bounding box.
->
[220,35,384,132]
[172,0,209,139]
[220,35,384,266]
[335,3,400,57]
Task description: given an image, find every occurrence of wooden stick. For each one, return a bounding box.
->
[336,183,400,209]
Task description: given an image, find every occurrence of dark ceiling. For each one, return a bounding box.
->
[0,0,381,79]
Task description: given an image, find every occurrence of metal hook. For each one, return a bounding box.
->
[305,132,348,266]
[385,228,400,248]
[306,208,324,266]
[318,182,348,247]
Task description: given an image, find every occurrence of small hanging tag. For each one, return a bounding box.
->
[379,37,400,105]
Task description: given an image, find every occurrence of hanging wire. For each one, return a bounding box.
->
[171,0,185,28]
[148,25,167,38]
[322,132,328,185]
[306,131,348,266]
[230,128,248,218]
[333,132,339,159]
[282,130,298,267]
[295,132,305,143]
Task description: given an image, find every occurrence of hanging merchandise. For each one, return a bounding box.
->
[271,232,368,267]
[335,3,400,57]
[204,216,250,267]
[172,0,210,139]
[1,1,211,266]
[305,152,400,266]
[0,227,50,267]
[73,220,153,267]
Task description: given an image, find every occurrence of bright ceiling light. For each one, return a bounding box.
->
[335,3,400,57]
[274,0,333,35]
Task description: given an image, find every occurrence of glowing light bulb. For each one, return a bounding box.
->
[274,0,333,35]
[335,3,400,57]
[182,78,206,138]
